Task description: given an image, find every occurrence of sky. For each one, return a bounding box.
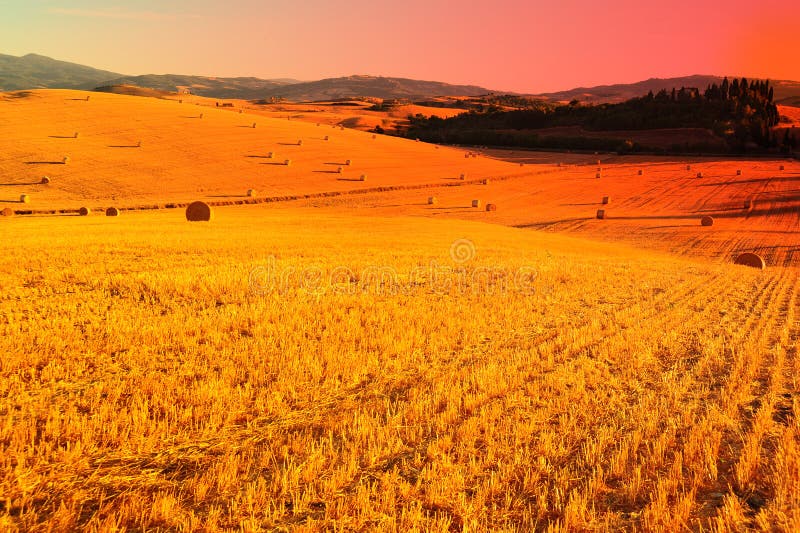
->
[1,0,798,93]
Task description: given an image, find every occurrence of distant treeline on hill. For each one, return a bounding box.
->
[404,78,794,154]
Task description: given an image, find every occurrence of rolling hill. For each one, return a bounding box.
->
[0,53,122,91]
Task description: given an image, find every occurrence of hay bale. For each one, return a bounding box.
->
[734,252,765,269]
[19,194,30,203]
[736,169,742,176]
[1,207,14,217]
[486,203,497,212]
[78,206,90,216]
[596,172,601,179]
[239,109,243,114]
[63,156,70,164]
[252,123,257,128]
[780,165,785,171]
[345,159,351,165]
[324,135,329,141]
[602,196,609,205]
[686,165,691,171]
[297,140,303,145]
[359,174,367,182]
[472,199,481,208]
[638,169,643,176]
[744,199,753,210]
[85,95,90,101]
[186,201,212,221]
[428,196,437,205]
[520,163,524,167]
[337,166,343,174]
[199,113,203,119]
[284,159,291,166]
[74,132,79,138]
[459,173,466,180]
[481,178,489,185]
[696,172,703,178]
[41,176,50,184]
[247,189,256,197]
[372,134,377,139]
[267,151,274,158]
[701,216,714,226]
[465,153,470,158]
[105,207,119,217]
[596,209,606,219]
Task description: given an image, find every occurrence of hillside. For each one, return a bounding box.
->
[0,88,797,265]
[0,53,121,91]
[259,75,495,101]
[94,74,297,99]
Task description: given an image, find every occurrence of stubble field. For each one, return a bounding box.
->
[1,90,799,531]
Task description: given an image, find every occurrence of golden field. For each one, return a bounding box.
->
[1,90,799,531]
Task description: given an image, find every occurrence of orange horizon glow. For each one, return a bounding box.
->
[1,0,799,93]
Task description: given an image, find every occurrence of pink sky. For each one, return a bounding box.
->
[2,0,799,92]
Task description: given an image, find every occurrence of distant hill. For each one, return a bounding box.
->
[0,53,122,91]
[535,76,800,107]
[259,75,496,101]
[94,74,298,99]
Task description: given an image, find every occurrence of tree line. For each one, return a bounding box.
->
[402,78,791,153]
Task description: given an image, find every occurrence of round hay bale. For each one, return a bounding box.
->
[734,252,765,269]
[481,178,489,185]
[701,216,714,226]
[596,172,601,179]
[372,134,377,139]
[186,201,212,222]
[686,165,692,171]
[1,207,14,217]
[597,167,602,172]
[696,172,703,178]
[428,196,437,205]
[239,109,243,114]
[780,165,785,171]
[284,159,291,166]
[297,140,303,145]
[459,173,466,180]
[359,174,367,181]
[324,135,329,141]
[106,207,119,217]
[736,169,742,176]
[337,166,343,174]
[199,113,203,119]
[63,156,70,164]
[74,132,79,138]
[20,194,30,204]
[602,196,609,205]
[472,199,481,208]
[247,189,256,197]
[267,151,274,158]
[41,176,50,184]
[345,159,351,165]
[486,203,497,212]
[252,123,257,128]
[520,163,524,167]
[596,209,606,219]
[136,141,142,147]
[78,206,90,216]
[465,153,470,158]
[638,169,643,176]
[744,199,753,210]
